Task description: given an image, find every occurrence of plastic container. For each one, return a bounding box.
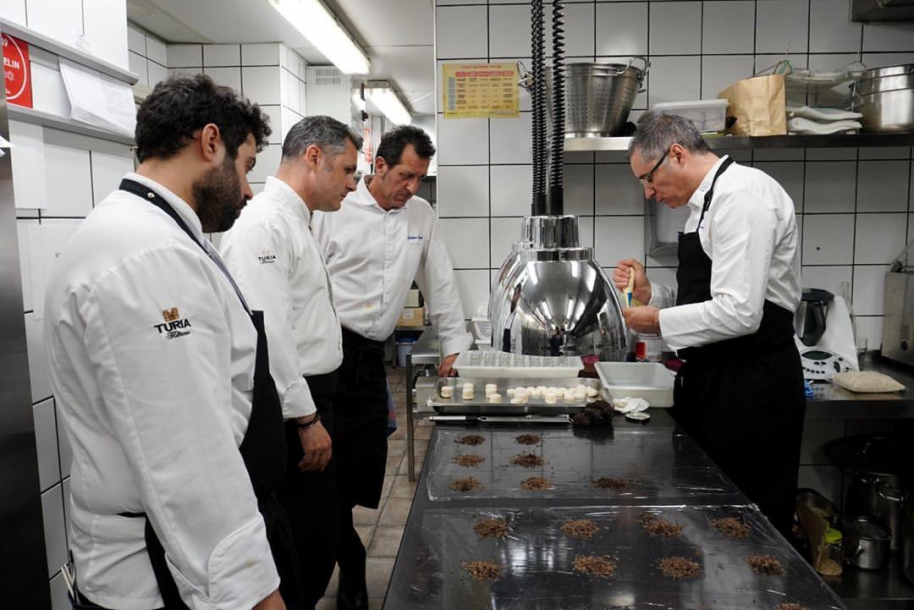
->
[652,99,729,133]
[821,527,844,576]
[453,351,584,379]
[595,362,675,407]
[396,337,417,367]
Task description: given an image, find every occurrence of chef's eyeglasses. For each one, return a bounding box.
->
[638,144,678,186]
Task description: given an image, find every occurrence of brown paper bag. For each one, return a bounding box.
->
[718,74,786,136]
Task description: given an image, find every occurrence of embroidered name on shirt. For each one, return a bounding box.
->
[407,235,424,241]
[154,307,192,340]
[258,250,277,264]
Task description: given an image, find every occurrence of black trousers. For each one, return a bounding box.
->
[276,370,340,610]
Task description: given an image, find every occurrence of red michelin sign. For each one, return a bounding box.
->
[3,34,33,108]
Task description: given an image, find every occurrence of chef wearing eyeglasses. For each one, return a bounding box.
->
[613,113,805,539]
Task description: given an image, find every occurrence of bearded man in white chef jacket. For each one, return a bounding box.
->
[613,113,805,539]
[311,125,473,609]
[44,75,299,610]
[220,115,361,610]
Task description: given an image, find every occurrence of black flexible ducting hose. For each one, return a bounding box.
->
[530,0,546,215]
[549,0,565,215]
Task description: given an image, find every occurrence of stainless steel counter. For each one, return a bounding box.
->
[384,417,849,610]
[805,353,914,419]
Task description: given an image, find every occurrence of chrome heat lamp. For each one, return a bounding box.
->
[487,0,627,362]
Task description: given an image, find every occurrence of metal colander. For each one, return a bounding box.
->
[545,58,649,138]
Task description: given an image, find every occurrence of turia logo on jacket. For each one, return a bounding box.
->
[258,249,277,264]
[154,307,192,340]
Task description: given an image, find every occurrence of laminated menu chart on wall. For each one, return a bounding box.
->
[442,63,519,119]
[58,59,137,137]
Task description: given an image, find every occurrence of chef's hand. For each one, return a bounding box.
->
[612,259,652,306]
[297,416,332,472]
[623,305,661,336]
[438,353,459,377]
[253,590,285,610]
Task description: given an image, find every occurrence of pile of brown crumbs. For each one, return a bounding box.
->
[450,477,481,492]
[773,604,808,610]
[658,556,702,579]
[711,517,751,539]
[572,555,616,578]
[516,433,542,445]
[511,452,545,468]
[560,519,600,540]
[473,518,509,539]
[747,554,785,576]
[593,477,629,490]
[463,560,503,580]
[455,434,485,446]
[640,513,684,537]
[520,476,552,491]
[452,454,485,467]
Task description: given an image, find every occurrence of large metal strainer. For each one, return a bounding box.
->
[544,58,649,138]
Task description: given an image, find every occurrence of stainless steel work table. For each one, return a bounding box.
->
[383,413,849,610]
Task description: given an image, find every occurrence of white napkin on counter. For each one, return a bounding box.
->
[612,397,650,413]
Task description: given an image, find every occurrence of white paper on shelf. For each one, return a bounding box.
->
[58,59,137,137]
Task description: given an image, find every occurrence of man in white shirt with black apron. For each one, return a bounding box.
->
[613,113,805,539]
[45,75,301,609]
[312,126,473,609]
[221,116,361,609]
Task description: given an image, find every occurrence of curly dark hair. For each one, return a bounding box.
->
[375,125,435,168]
[135,74,271,163]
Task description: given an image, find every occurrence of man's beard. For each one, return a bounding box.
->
[193,154,244,233]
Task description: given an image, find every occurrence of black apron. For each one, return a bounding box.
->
[669,160,806,538]
[333,328,388,509]
[88,180,307,610]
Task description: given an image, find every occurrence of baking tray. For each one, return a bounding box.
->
[429,377,601,415]
[425,427,738,503]
[385,504,847,610]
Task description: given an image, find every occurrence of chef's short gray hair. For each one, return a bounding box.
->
[628,112,709,161]
[281,115,363,162]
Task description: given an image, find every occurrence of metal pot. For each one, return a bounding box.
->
[843,516,892,570]
[544,58,649,137]
[853,64,914,133]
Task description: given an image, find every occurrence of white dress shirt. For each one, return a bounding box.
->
[650,156,801,352]
[220,176,342,419]
[311,176,473,357]
[44,173,278,610]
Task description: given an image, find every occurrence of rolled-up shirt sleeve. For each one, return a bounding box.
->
[222,222,316,420]
[416,221,474,357]
[85,246,279,609]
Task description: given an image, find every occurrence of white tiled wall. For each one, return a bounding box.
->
[433,0,914,508]
[433,0,914,355]
[128,24,168,89]
[167,40,309,192]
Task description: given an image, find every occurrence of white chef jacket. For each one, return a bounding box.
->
[44,173,278,610]
[650,156,801,352]
[311,176,473,357]
[220,176,343,419]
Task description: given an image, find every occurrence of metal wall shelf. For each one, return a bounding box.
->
[565,132,914,152]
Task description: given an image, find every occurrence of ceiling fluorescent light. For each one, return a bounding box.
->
[366,82,411,126]
[269,0,370,75]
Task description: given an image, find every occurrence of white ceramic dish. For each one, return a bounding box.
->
[595,362,675,408]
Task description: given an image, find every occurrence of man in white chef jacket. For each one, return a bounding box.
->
[44,75,293,610]
[220,115,361,609]
[312,125,472,609]
[614,113,805,538]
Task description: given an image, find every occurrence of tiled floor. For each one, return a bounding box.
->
[316,366,431,610]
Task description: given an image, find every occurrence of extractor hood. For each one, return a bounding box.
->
[851,0,914,22]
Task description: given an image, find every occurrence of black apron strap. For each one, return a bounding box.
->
[695,156,734,229]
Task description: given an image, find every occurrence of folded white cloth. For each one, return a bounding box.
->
[612,396,650,413]
[788,116,862,135]
[787,105,862,121]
